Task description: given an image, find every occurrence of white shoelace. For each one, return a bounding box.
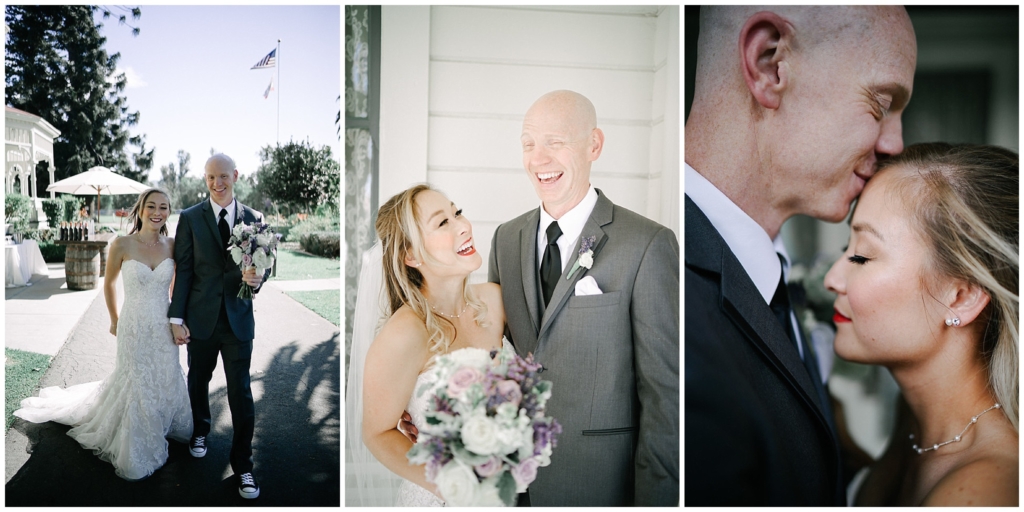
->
[240,473,256,487]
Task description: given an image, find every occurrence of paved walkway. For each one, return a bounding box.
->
[5,261,341,506]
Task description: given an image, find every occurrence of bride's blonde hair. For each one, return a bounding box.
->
[881,143,1019,430]
[375,184,488,355]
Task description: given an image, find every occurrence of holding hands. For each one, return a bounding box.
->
[171,323,191,345]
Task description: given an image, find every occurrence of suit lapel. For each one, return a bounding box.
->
[685,195,832,431]
[518,210,542,344]
[537,191,612,341]
[201,200,226,256]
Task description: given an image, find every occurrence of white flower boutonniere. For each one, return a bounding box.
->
[566,235,596,280]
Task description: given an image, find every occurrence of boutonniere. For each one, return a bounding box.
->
[566,235,596,280]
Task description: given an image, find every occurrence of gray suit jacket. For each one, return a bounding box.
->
[169,199,266,341]
[488,190,679,506]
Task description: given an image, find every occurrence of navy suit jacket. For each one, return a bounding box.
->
[169,199,267,341]
[684,195,844,506]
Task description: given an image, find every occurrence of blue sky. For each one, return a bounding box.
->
[94,5,341,182]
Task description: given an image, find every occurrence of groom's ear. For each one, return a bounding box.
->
[739,11,793,111]
[947,280,990,328]
[587,128,604,162]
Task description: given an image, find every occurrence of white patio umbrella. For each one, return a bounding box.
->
[46,166,150,222]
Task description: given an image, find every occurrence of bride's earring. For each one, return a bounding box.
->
[944,317,961,327]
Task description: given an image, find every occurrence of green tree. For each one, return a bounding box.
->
[5,5,150,185]
[255,140,341,214]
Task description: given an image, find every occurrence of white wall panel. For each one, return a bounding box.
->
[430,6,658,70]
[428,171,538,224]
[429,61,654,121]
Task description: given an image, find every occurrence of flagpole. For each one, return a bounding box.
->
[276,39,281,145]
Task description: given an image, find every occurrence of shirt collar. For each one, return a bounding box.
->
[210,197,236,222]
[686,163,786,304]
[538,185,598,245]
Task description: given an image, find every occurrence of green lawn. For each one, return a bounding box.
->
[286,290,340,326]
[5,348,52,430]
[274,248,340,281]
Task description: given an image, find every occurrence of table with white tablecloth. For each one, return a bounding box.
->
[5,239,49,287]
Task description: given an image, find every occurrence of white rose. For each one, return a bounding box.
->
[475,480,505,507]
[232,223,246,237]
[447,347,492,371]
[435,461,480,506]
[579,251,594,269]
[256,232,273,247]
[253,250,270,270]
[461,415,502,456]
[229,246,244,265]
[495,423,525,454]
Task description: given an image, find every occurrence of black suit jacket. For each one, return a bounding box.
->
[169,199,267,341]
[684,195,843,506]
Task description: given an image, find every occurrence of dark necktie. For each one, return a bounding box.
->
[218,208,230,250]
[771,254,835,428]
[769,258,797,352]
[540,221,562,306]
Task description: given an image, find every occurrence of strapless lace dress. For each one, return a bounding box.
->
[395,338,515,507]
[14,258,193,481]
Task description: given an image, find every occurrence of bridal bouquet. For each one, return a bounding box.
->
[406,346,562,506]
[227,222,278,299]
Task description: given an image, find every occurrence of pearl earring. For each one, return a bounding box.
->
[945,317,961,327]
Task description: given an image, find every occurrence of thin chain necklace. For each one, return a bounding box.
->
[910,403,1001,454]
[139,234,161,247]
[430,301,469,319]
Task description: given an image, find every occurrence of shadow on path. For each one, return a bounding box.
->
[4,335,340,506]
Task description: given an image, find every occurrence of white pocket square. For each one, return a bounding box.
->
[574,276,603,296]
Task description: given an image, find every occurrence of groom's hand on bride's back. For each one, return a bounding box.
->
[398,411,418,443]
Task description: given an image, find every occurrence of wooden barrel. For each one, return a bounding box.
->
[66,245,100,291]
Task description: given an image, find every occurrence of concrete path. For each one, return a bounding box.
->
[267,277,339,292]
[5,268,341,506]
[5,264,99,357]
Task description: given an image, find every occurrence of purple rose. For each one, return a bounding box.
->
[447,366,483,397]
[511,457,539,492]
[242,254,253,267]
[474,456,503,478]
[496,379,523,407]
[241,239,251,250]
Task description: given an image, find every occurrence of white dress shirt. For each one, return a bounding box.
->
[685,163,803,359]
[211,197,237,230]
[537,186,599,272]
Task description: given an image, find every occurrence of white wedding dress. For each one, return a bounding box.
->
[14,258,193,481]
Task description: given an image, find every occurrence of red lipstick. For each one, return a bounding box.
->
[833,310,851,323]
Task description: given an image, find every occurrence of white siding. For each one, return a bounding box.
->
[379,5,680,283]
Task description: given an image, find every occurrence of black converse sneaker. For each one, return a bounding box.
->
[238,472,260,499]
[189,435,207,458]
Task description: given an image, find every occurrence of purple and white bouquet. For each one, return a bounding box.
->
[406,345,562,506]
[227,222,278,299]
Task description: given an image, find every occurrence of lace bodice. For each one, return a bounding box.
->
[14,256,192,481]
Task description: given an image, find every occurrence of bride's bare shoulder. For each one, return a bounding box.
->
[372,306,428,354]
[922,450,1019,506]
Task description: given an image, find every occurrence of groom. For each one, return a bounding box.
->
[169,153,269,499]
[684,6,916,506]
[488,90,679,506]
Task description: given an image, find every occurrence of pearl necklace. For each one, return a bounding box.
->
[910,403,1001,454]
[430,301,468,319]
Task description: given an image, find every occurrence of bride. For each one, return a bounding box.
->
[347,184,508,506]
[14,188,193,481]
[825,143,1018,506]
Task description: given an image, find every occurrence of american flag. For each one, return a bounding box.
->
[251,49,276,70]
